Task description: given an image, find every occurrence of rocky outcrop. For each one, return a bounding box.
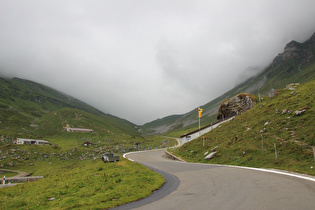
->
[217,93,255,120]
[270,32,315,67]
[283,41,306,60]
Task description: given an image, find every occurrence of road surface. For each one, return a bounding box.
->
[114,149,315,210]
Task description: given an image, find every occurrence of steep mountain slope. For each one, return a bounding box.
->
[173,79,315,175]
[0,77,139,137]
[142,32,315,135]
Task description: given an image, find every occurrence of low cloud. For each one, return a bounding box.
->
[1,0,315,124]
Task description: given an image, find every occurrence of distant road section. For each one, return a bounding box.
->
[117,149,315,210]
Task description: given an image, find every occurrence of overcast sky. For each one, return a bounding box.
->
[1,0,315,125]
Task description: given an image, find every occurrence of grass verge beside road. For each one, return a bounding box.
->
[0,158,165,209]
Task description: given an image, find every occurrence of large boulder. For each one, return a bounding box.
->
[217,93,255,120]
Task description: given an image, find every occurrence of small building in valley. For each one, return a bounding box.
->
[16,138,51,145]
[82,141,94,146]
[65,128,93,133]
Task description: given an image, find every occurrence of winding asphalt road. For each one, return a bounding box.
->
[114,149,315,210]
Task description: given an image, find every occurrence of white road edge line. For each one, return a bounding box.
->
[123,149,165,162]
[228,165,315,182]
[180,161,315,182]
[123,150,315,182]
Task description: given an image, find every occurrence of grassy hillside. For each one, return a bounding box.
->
[0,77,139,137]
[170,79,315,175]
[0,77,102,115]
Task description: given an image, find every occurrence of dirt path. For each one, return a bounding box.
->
[0,169,30,178]
[0,169,42,188]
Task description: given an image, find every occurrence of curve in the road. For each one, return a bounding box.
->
[113,149,315,210]
[111,162,180,210]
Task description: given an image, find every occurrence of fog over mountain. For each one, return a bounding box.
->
[1,0,315,124]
